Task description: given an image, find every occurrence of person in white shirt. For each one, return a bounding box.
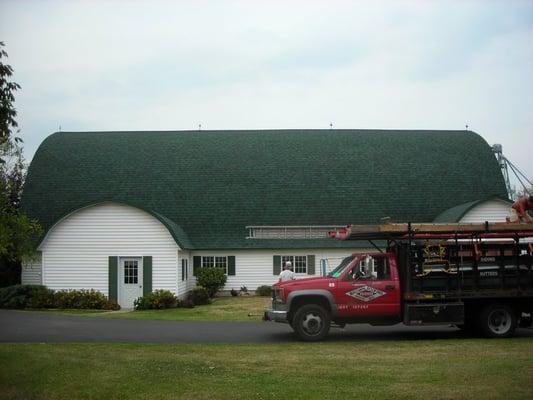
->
[279,261,296,282]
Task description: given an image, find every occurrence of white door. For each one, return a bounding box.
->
[119,257,143,309]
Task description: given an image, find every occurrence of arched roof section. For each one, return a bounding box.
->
[36,201,191,250]
[22,129,509,249]
[433,196,511,223]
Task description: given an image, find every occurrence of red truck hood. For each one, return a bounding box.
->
[274,276,333,289]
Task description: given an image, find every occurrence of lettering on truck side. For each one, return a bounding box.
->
[337,304,369,310]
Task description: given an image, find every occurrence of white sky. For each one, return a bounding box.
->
[1,0,532,191]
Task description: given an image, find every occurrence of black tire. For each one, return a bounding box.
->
[478,304,517,338]
[292,304,331,342]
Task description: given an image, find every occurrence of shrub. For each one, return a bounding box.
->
[0,285,118,310]
[255,285,272,297]
[149,290,177,309]
[133,296,150,310]
[53,290,77,309]
[133,290,177,310]
[27,287,55,308]
[104,299,121,311]
[53,289,108,309]
[196,267,227,297]
[230,288,239,297]
[177,298,195,308]
[187,287,210,305]
[0,285,54,309]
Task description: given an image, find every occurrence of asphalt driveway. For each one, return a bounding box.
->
[1,310,532,343]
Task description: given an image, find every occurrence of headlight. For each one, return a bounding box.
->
[274,288,286,303]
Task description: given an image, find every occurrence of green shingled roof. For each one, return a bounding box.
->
[21,130,508,249]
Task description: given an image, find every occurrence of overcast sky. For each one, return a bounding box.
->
[1,0,532,191]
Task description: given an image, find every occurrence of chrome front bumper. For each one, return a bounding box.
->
[263,309,288,323]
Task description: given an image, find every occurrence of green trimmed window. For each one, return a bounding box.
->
[275,255,315,275]
[281,255,306,274]
[195,256,235,276]
[202,256,227,274]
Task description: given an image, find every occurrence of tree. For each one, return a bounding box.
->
[0,42,42,286]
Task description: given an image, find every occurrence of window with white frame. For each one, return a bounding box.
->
[181,259,188,281]
[281,255,307,274]
[202,256,228,274]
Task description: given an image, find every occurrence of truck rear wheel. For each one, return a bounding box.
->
[292,304,331,342]
[478,304,517,338]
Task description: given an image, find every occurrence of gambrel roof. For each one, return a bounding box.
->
[21,129,508,249]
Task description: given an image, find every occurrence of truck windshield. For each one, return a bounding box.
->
[327,255,356,278]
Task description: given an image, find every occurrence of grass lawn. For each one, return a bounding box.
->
[1,339,532,400]
[37,296,272,322]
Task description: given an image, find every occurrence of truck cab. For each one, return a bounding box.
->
[265,252,403,341]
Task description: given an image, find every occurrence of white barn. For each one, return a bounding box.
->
[21,130,510,308]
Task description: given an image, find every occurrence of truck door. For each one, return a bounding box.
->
[335,254,401,319]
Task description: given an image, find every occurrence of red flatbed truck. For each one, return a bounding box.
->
[264,222,533,341]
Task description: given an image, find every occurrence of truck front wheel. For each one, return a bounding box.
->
[292,304,331,342]
[478,304,517,338]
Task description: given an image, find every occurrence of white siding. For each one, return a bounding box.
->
[192,248,370,291]
[458,199,533,243]
[34,198,520,299]
[177,251,192,298]
[21,252,42,285]
[40,203,179,298]
[459,199,511,223]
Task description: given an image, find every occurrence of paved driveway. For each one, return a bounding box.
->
[1,310,532,343]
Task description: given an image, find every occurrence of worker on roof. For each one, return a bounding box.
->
[508,195,533,224]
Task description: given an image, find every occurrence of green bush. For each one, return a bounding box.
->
[27,287,55,308]
[53,289,108,309]
[103,299,121,311]
[196,267,227,297]
[255,285,272,297]
[187,287,210,305]
[0,285,120,310]
[177,298,195,308]
[133,296,150,310]
[0,285,54,309]
[133,290,177,310]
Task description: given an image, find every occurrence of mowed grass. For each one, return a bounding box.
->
[1,339,532,400]
[37,296,272,322]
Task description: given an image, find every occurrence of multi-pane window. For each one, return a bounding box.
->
[281,255,307,274]
[124,260,138,284]
[215,256,226,269]
[181,259,188,281]
[202,256,215,268]
[202,256,228,274]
